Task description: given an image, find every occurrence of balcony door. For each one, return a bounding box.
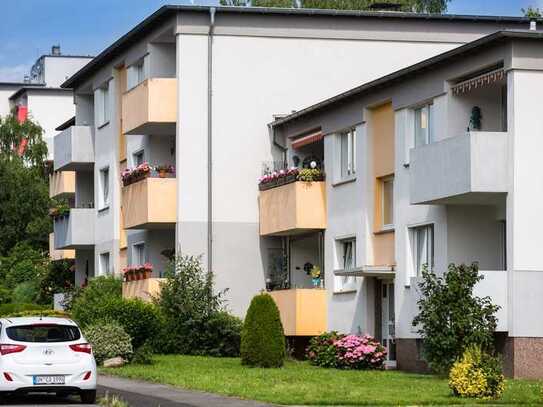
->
[381,280,396,362]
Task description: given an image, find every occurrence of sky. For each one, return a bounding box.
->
[0,0,541,82]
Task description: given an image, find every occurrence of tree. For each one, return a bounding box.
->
[412,263,499,374]
[522,6,542,18]
[0,114,47,168]
[241,293,285,367]
[220,0,451,13]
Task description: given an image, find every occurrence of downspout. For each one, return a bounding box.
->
[208,7,216,274]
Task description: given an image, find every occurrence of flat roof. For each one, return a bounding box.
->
[0,82,41,87]
[9,86,71,101]
[271,30,543,128]
[62,4,542,90]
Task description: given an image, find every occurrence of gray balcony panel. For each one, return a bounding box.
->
[54,126,95,171]
[53,208,95,249]
[410,131,507,205]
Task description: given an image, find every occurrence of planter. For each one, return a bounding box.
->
[312,278,321,288]
[143,269,152,279]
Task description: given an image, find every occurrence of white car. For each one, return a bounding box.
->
[0,317,97,404]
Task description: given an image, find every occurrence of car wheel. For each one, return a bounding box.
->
[80,390,96,404]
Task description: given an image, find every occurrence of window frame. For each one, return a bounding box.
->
[132,242,145,266]
[99,252,111,276]
[96,82,110,127]
[334,236,358,293]
[381,175,394,230]
[410,224,434,278]
[99,166,110,210]
[337,128,357,181]
[133,150,145,167]
[414,102,434,148]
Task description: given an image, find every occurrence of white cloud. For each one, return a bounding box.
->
[0,64,30,82]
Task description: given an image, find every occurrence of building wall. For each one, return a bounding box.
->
[0,85,19,117]
[43,56,92,88]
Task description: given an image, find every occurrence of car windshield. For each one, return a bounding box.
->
[6,324,81,343]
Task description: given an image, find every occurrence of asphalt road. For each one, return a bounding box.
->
[0,385,193,406]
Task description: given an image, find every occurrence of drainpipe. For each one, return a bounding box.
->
[207,7,216,274]
[268,122,288,165]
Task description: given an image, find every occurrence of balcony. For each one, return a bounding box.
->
[53,208,95,249]
[269,289,327,336]
[54,126,94,172]
[49,171,75,199]
[259,181,326,236]
[49,233,75,261]
[123,278,165,302]
[122,78,176,135]
[410,132,508,205]
[122,177,176,229]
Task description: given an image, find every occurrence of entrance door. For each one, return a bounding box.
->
[381,281,396,362]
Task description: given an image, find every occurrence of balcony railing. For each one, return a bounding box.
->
[122,78,176,135]
[122,174,176,229]
[54,126,94,172]
[49,171,75,199]
[53,208,95,250]
[410,131,507,205]
[268,289,327,336]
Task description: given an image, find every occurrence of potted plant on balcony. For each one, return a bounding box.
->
[141,262,153,279]
[310,265,322,288]
[155,164,175,179]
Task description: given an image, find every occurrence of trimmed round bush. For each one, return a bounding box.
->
[85,322,133,365]
[449,346,505,399]
[241,293,285,368]
[306,331,345,368]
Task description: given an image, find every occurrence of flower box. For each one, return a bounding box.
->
[122,263,154,282]
[121,163,175,187]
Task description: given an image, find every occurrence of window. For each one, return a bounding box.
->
[133,242,145,265]
[133,150,144,166]
[339,128,356,179]
[99,252,110,275]
[411,224,434,277]
[6,325,81,343]
[99,167,110,209]
[127,61,145,90]
[382,176,394,228]
[96,82,110,126]
[414,104,434,147]
[335,238,357,292]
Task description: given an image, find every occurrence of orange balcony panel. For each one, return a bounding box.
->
[269,289,327,336]
[122,177,176,229]
[49,171,75,199]
[122,278,165,302]
[49,233,75,261]
[122,78,176,135]
[259,181,326,236]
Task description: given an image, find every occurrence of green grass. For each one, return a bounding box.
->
[101,355,543,405]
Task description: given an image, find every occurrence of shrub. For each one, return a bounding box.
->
[334,334,387,369]
[8,309,69,318]
[12,281,39,303]
[131,342,154,365]
[0,303,49,316]
[85,322,133,365]
[154,255,241,357]
[449,346,505,399]
[99,393,128,407]
[412,263,500,374]
[306,331,345,368]
[241,293,285,368]
[74,296,159,349]
[67,275,121,315]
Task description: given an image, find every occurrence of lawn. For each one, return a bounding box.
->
[101,355,543,405]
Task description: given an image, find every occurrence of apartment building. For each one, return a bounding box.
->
[0,47,92,269]
[268,29,543,378]
[52,5,538,314]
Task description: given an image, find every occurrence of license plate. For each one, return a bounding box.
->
[33,375,65,385]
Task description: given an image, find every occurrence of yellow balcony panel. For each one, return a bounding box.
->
[269,289,327,336]
[49,233,75,261]
[49,171,75,199]
[122,78,176,135]
[259,181,326,236]
[122,278,165,302]
[122,177,176,230]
